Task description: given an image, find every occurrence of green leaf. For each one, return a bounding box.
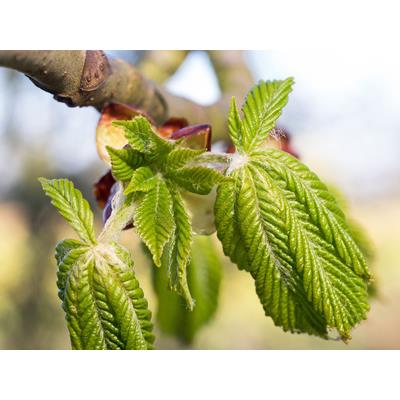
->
[124,166,157,195]
[215,149,370,340]
[214,177,251,271]
[239,78,294,152]
[166,147,205,170]
[152,235,223,344]
[228,96,243,150]
[55,239,88,302]
[252,149,370,279]
[216,171,328,338]
[162,184,194,309]
[57,242,155,350]
[326,184,375,265]
[114,116,173,156]
[347,218,377,298]
[107,146,144,182]
[39,178,96,244]
[135,177,174,266]
[170,166,227,195]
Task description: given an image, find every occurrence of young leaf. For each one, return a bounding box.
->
[215,172,329,337]
[135,177,174,266]
[152,235,223,344]
[240,78,294,152]
[170,166,227,195]
[57,242,155,350]
[55,239,88,302]
[39,178,96,244]
[166,147,205,170]
[107,146,144,182]
[326,183,375,265]
[228,96,243,150]
[114,116,173,156]
[124,166,157,195]
[162,184,194,309]
[215,149,371,340]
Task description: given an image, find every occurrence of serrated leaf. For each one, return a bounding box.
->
[214,178,251,270]
[124,166,157,195]
[326,184,375,265]
[152,235,223,344]
[166,147,205,170]
[135,177,174,266]
[39,178,96,244]
[162,184,194,309]
[215,149,371,339]
[228,96,243,149]
[216,171,328,337]
[58,243,154,349]
[240,78,294,152]
[252,149,370,279]
[107,146,144,182]
[170,166,226,195]
[55,239,88,302]
[114,116,173,157]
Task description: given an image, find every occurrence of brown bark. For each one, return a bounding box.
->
[0,50,188,124]
[0,50,254,139]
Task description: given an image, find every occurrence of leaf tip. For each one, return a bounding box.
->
[186,298,195,312]
[38,176,48,187]
[111,120,126,128]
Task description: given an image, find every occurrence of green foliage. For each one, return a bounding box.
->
[39,178,96,244]
[153,236,223,344]
[56,241,154,349]
[326,184,376,265]
[215,80,371,340]
[240,78,294,153]
[107,115,226,305]
[107,146,144,182]
[162,184,194,309]
[55,239,89,302]
[166,147,205,170]
[169,166,227,195]
[135,177,174,267]
[41,178,154,350]
[41,78,373,349]
[228,97,243,149]
[114,116,173,159]
[124,166,157,194]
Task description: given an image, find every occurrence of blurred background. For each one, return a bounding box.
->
[0,50,399,349]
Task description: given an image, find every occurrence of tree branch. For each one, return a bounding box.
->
[207,50,254,104]
[0,50,185,124]
[137,50,189,83]
[0,50,253,139]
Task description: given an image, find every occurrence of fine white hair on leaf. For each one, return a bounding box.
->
[226,152,248,175]
[98,183,136,243]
